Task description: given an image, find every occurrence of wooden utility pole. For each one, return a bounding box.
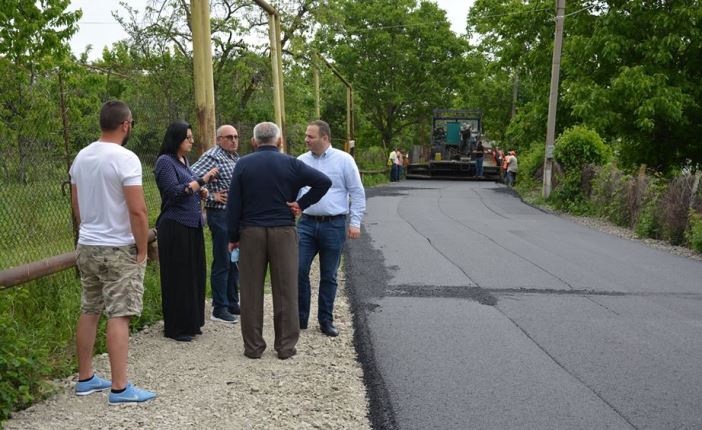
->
[192,0,216,152]
[274,14,286,146]
[254,0,286,152]
[313,61,320,119]
[542,0,565,198]
[511,68,519,119]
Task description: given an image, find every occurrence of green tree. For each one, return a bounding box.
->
[0,0,81,182]
[317,0,468,147]
[468,0,702,172]
[562,0,702,171]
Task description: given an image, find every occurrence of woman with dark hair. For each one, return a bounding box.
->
[154,121,218,342]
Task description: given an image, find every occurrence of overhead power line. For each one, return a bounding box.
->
[77,21,121,25]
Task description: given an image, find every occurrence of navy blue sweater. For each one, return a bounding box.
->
[226,145,331,242]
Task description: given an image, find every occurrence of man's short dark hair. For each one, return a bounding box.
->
[99,100,131,131]
[308,120,331,140]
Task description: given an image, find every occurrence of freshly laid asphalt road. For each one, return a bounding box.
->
[344,180,702,430]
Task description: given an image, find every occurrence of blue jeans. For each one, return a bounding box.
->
[475,157,484,177]
[505,171,517,186]
[206,209,239,311]
[393,164,402,181]
[298,216,347,325]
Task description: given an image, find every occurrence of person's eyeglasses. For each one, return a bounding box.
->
[220,134,239,141]
[124,120,136,127]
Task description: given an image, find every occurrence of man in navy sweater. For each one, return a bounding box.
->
[226,122,331,360]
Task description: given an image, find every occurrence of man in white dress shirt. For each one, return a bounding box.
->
[296,120,366,337]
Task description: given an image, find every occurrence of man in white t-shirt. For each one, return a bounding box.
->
[69,100,156,405]
[388,147,400,182]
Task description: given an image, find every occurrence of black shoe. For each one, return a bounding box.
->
[278,348,297,360]
[211,308,238,324]
[319,321,339,337]
[300,320,308,330]
[228,303,241,315]
[171,335,192,342]
[244,351,262,359]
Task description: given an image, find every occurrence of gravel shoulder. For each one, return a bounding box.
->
[4,261,370,430]
[558,212,702,262]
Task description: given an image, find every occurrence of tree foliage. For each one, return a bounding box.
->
[468,0,702,172]
[317,0,468,147]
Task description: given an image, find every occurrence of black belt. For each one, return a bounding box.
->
[302,214,346,222]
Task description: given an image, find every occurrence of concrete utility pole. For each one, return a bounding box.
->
[316,53,355,156]
[191,0,216,153]
[254,0,286,152]
[542,0,565,198]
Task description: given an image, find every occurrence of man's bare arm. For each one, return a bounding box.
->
[124,185,149,263]
[71,184,81,225]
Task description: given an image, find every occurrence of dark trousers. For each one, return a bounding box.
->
[239,226,299,358]
[506,171,517,186]
[157,219,206,338]
[390,164,400,181]
[297,216,346,325]
[206,209,239,311]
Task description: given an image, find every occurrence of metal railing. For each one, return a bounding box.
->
[0,229,157,291]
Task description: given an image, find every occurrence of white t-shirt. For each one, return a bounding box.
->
[69,141,142,246]
[507,155,518,173]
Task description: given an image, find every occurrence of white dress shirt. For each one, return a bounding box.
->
[297,146,366,228]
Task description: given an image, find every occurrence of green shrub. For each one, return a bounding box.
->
[686,210,702,252]
[549,126,609,212]
[356,145,388,170]
[590,163,632,226]
[634,197,662,238]
[659,176,697,245]
[551,173,592,214]
[0,266,162,422]
[516,141,545,183]
[361,172,390,188]
[553,126,610,172]
[0,325,51,421]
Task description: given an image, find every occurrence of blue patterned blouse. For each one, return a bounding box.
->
[154,154,203,229]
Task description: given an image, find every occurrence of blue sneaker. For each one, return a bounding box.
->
[108,382,157,405]
[75,374,112,396]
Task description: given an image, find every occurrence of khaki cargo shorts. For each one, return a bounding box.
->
[76,244,146,318]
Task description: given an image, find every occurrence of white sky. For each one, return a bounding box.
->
[68,0,473,60]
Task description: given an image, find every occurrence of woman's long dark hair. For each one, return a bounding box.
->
[158,121,191,156]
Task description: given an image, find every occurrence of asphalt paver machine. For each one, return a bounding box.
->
[406,109,500,179]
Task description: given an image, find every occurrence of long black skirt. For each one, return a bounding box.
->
[157,219,206,338]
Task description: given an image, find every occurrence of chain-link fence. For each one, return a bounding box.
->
[0,119,327,272]
[0,157,162,271]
